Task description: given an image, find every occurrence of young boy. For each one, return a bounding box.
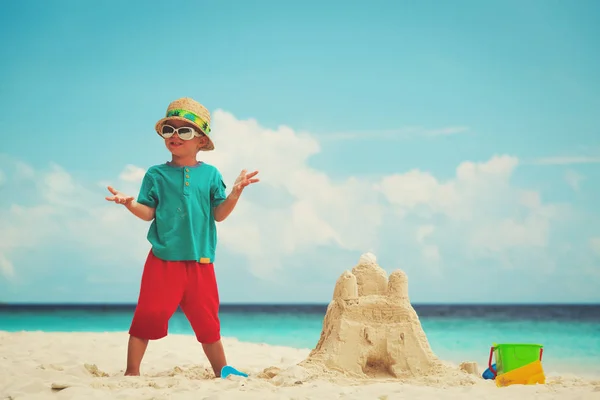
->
[105,97,259,377]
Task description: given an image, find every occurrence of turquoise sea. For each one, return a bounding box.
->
[1,304,599,377]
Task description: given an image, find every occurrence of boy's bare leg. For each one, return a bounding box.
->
[125,335,149,376]
[202,339,227,377]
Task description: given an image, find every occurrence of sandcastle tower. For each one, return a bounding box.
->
[300,253,440,378]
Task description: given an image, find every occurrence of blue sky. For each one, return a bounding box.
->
[1,0,599,304]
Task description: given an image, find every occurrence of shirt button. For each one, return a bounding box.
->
[186,174,190,178]
[185,182,190,186]
[185,168,189,172]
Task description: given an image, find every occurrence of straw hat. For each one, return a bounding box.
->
[154,97,214,151]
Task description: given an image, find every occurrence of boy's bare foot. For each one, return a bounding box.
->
[125,335,149,376]
[202,339,227,377]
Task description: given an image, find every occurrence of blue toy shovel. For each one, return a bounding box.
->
[221,365,248,379]
[482,363,496,380]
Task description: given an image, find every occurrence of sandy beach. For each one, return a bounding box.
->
[0,331,598,400]
[2,256,599,399]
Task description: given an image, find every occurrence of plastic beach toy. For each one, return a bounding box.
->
[489,343,544,376]
[221,365,249,379]
[482,363,496,380]
[487,343,546,387]
[495,360,546,387]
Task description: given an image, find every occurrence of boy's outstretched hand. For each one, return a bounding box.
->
[105,186,134,205]
[231,170,259,199]
[105,186,155,221]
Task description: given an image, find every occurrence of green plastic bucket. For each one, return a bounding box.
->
[493,343,543,375]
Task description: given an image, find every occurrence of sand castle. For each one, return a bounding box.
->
[298,252,441,379]
[261,253,480,387]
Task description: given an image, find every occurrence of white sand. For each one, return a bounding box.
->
[1,331,599,400]
[2,254,599,399]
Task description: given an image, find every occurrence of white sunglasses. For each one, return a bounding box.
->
[159,125,202,141]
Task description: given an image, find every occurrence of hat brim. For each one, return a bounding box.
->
[155,116,215,151]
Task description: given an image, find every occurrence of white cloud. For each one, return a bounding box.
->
[0,254,14,278]
[531,156,600,165]
[319,125,470,141]
[376,154,560,271]
[119,164,146,183]
[200,114,561,277]
[200,111,385,277]
[0,163,150,281]
[415,225,440,265]
[378,170,457,212]
[425,126,470,136]
[520,190,541,209]
[416,225,435,243]
[14,160,35,179]
[590,237,600,257]
[468,216,549,253]
[565,169,584,191]
[0,109,595,302]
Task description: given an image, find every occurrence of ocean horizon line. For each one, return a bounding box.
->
[1,302,599,308]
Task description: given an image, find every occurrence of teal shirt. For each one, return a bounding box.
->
[137,161,227,263]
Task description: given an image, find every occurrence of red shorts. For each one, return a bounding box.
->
[129,250,221,343]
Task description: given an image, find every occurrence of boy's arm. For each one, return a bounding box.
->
[213,193,240,222]
[213,169,259,222]
[125,200,155,221]
[106,186,155,221]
